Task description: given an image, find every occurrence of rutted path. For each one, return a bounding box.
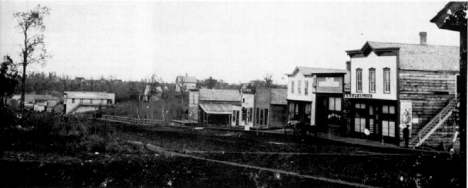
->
[127,140,381,188]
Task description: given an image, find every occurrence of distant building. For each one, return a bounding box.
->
[345,33,459,145]
[286,66,347,133]
[64,91,115,114]
[254,87,288,128]
[10,94,60,112]
[196,89,242,126]
[139,85,162,102]
[175,75,197,92]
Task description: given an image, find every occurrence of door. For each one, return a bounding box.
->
[367,104,378,139]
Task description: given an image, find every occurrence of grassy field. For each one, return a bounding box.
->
[0,113,465,188]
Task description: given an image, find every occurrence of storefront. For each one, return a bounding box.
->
[287,100,312,125]
[345,95,399,144]
[314,75,345,134]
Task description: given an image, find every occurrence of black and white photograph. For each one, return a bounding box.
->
[0,1,466,187]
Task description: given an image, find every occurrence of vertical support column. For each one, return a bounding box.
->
[460,25,467,157]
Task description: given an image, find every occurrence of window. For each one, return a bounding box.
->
[328,97,342,111]
[72,99,75,103]
[249,108,253,122]
[384,68,390,94]
[264,109,268,125]
[260,109,264,125]
[298,80,302,94]
[242,108,247,121]
[243,98,245,103]
[305,103,311,115]
[90,99,93,104]
[354,111,366,133]
[369,68,376,93]
[305,81,309,95]
[80,99,83,104]
[256,108,259,124]
[382,105,396,137]
[291,81,295,94]
[107,99,112,104]
[356,68,362,93]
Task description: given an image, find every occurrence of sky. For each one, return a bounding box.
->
[0,1,460,84]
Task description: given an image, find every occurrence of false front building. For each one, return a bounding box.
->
[286,67,347,133]
[345,33,458,146]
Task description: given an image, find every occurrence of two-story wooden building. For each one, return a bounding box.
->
[345,33,459,145]
[286,67,347,132]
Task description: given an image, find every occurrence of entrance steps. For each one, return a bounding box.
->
[409,97,459,150]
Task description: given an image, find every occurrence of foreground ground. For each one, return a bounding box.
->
[0,115,465,188]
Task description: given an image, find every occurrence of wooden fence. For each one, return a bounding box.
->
[102,115,163,126]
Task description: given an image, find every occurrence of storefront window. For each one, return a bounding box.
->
[260,109,264,125]
[305,104,311,114]
[382,105,396,137]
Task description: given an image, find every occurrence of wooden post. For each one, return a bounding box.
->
[460,22,467,158]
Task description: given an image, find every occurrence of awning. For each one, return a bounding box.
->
[199,103,233,115]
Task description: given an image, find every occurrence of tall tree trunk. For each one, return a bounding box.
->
[20,30,28,115]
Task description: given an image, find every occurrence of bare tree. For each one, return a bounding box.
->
[263,73,273,87]
[13,4,51,113]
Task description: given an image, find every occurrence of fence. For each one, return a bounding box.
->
[102,115,163,126]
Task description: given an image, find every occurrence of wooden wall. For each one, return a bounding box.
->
[399,70,457,138]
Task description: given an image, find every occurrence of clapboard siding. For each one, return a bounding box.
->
[399,70,456,138]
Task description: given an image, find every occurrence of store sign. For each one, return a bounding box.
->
[344,94,373,98]
[318,77,339,87]
[316,76,343,93]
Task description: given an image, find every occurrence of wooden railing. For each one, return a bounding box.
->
[102,115,163,126]
[410,97,458,147]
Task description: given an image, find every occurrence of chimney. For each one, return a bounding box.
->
[419,32,427,45]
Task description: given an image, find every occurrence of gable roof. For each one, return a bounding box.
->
[199,89,241,102]
[346,41,459,71]
[271,88,287,105]
[176,76,197,83]
[286,66,348,76]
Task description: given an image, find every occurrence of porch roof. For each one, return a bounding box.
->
[199,103,233,115]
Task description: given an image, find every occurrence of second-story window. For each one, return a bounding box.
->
[369,68,376,93]
[305,81,309,95]
[72,99,75,103]
[298,80,302,94]
[356,68,362,93]
[291,81,295,94]
[384,68,391,94]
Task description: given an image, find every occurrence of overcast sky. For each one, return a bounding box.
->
[0,1,460,84]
